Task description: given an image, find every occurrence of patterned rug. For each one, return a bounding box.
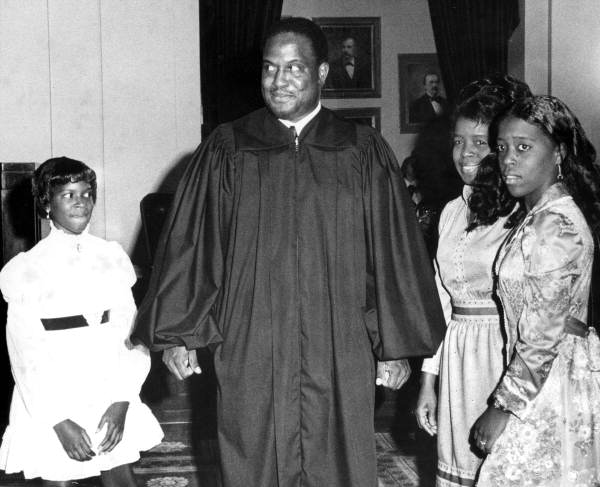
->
[0,431,427,487]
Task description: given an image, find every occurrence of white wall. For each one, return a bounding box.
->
[282,0,437,164]
[0,0,201,256]
[521,0,600,151]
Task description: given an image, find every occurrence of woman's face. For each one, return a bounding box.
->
[452,117,490,185]
[497,116,560,211]
[47,180,94,235]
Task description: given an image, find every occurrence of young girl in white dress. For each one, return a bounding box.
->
[0,157,163,486]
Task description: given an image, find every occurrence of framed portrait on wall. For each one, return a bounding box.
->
[332,107,381,131]
[398,53,447,133]
[313,17,381,99]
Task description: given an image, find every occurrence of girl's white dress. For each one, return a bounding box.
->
[0,224,163,481]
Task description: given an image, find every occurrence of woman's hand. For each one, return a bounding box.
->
[415,372,438,436]
[471,405,511,454]
[53,419,95,461]
[97,401,130,453]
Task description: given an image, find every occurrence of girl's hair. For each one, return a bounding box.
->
[453,74,532,129]
[457,75,532,230]
[499,96,600,230]
[33,157,97,218]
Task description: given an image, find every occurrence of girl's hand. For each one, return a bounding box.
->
[97,401,129,454]
[53,419,95,461]
[470,405,511,454]
[415,372,438,436]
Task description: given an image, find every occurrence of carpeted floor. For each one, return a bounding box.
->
[0,430,435,486]
[0,359,437,486]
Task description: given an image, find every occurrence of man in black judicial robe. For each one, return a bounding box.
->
[132,17,445,487]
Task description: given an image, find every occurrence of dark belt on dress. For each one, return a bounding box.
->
[565,315,590,337]
[41,310,110,331]
[452,306,499,316]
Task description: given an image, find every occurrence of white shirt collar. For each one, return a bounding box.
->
[278,103,322,136]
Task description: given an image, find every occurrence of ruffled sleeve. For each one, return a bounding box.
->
[359,128,445,359]
[492,210,584,418]
[0,253,31,304]
[1,252,76,427]
[131,126,235,351]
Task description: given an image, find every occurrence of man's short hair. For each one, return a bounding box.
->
[264,17,328,65]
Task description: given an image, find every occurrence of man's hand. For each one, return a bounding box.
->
[97,401,129,454]
[162,346,202,380]
[470,405,511,454]
[415,372,438,436]
[53,419,95,461]
[376,359,411,390]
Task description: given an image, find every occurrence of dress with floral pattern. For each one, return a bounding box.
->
[477,184,600,486]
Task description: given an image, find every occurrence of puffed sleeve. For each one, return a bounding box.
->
[131,126,235,351]
[1,255,76,427]
[421,264,452,375]
[360,129,445,359]
[492,210,584,418]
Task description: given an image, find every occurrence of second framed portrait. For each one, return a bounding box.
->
[398,53,447,133]
[313,17,381,99]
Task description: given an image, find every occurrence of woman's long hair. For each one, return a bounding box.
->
[451,74,531,231]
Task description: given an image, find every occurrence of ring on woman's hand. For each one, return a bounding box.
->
[479,440,487,446]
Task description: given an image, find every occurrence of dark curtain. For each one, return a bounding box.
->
[200,0,283,137]
[427,0,520,103]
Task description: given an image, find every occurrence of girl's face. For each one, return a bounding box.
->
[497,116,560,211]
[47,180,94,235]
[452,117,490,185]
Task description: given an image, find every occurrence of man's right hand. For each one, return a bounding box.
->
[53,419,95,461]
[162,346,202,380]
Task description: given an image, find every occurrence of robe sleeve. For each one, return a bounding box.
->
[131,127,235,351]
[492,210,583,419]
[361,131,446,360]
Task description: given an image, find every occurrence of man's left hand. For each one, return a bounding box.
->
[376,359,411,390]
[97,401,129,454]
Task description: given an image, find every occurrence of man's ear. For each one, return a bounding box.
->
[318,62,329,86]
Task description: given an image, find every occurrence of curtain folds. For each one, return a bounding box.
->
[427,0,520,103]
[200,0,283,137]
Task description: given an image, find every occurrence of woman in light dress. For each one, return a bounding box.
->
[472,96,600,486]
[415,75,531,487]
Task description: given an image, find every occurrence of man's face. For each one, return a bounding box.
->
[424,74,440,97]
[261,32,328,123]
[342,38,355,59]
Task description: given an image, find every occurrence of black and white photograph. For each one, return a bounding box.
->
[1,2,599,487]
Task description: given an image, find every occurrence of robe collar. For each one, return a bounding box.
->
[277,103,321,136]
[232,107,357,151]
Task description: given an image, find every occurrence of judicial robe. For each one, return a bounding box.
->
[132,107,445,487]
